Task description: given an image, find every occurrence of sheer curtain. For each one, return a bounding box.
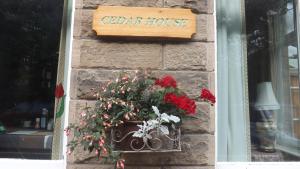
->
[269,1,300,156]
[217,0,251,161]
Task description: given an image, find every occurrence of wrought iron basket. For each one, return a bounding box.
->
[110,122,181,153]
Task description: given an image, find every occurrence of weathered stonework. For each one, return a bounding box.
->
[79,40,163,69]
[163,166,214,169]
[73,70,209,100]
[68,164,162,169]
[69,0,215,168]
[79,0,164,9]
[164,0,213,14]
[181,102,210,134]
[163,42,207,70]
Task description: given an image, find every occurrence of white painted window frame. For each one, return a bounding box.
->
[215,0,300,169]
[0,0,75,168]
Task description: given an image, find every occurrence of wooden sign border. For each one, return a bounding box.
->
[92,6,196,39]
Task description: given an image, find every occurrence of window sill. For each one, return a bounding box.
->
[0,159,64,169]
[217,162,300,169]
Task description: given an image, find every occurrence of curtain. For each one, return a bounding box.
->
[217,0,251,161]
[269,1,300,156]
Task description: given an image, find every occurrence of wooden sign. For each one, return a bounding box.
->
[92,6,196,39]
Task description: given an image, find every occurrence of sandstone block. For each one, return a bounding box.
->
[73,9,82,37]
[68,164,162,169]
[74,70,209,100]
[163,166,214,169]
[82,0,163,9]
[163,0,212,14]
[206,43,215,71]
[71,40,82,68]
[68,99,97,124]
[79,40,162,69]
[67,100,98,163]
[164,42,209,71]
[125,166,161,169]
[181,102,210,134]
[67,164,114,169]
[75,69,117,99]
[207,14,215,42]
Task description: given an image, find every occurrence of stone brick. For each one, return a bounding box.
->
[193,14,215,42]
[68,164,162,169]
[75,0,83,9]
[75,69,115,99]
[163,166,214,169]
[207,0,214,14]
[125,166,162,169]
[74,70,208,100]
[78,40,162,69]
[73,9,81,37]
[207,15,215,42]
[163,0,212,14]
[74,9,92,39]
[181,102,210,134]
[192,15,208,42]
[67,164,114,169]
[206,43,215,71]
[82,0,164,9]
[70,69,80,100]
[209,105,215,133]
[67,100,98,163]
[68,99,97,124]
[72,40,82,68]
[124,134,214,165]
[163,42,209,71]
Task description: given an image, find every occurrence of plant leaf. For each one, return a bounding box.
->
[159,125,169,135]
[152,106,160,117]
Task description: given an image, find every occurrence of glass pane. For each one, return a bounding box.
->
[246,0,300,161]
[0,0,63,159]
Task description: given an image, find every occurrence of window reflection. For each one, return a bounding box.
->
[0,0,63,159]
[246,0,300,161]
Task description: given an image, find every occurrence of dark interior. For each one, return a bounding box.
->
[0,0,63,159]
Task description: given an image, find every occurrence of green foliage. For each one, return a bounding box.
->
[66,70,198,167]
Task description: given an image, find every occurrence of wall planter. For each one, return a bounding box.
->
[66,70,215,169]
[111,121,181,153]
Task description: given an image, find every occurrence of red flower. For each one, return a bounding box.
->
[200,88,216,105]
[164,93,178,103]
[164,93,196,115]
[155,75,177,88]
[177,95,196,115]
[55,83,64,99]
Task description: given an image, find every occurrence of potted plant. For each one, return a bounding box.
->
[66,70,215,169]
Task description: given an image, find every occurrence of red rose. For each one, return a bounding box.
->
[155,75,177,88]
[55,83,64,99]
[200,88,216,105]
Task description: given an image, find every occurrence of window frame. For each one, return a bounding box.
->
[0,0,74,168]
[216,0,300,168]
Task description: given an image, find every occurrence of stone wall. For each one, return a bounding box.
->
[68,0,215,168]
